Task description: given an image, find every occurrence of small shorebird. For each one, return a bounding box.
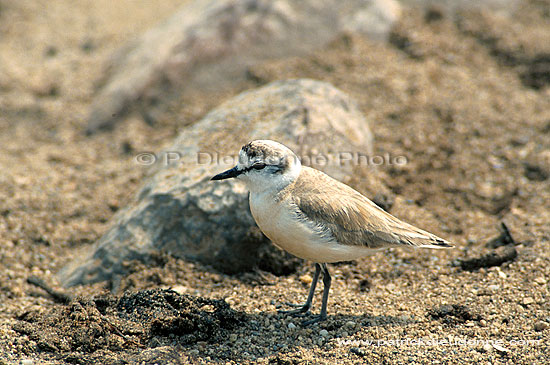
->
[212,140,452,325]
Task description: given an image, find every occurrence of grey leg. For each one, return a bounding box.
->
[279,263,321,316]
[302,263,331,326]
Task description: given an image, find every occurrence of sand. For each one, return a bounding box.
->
[0,0,549,363]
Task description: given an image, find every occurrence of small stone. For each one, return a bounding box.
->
[350,347,366,357]
[493,344,510,353]
[320,329,329,337]
[497,270,507,279]
[20,361,34,365]
[299,274,313,285]
[171,285,188,294]
[534,321,548,331]
[488,284,500,291]
[288,323,296,330]
[465,322,475,327]
[229,334,238,342]
[534,277,547,285]
[345,320,357,328]
[341,331,349,337]
[189,349,199,356]
[398,315,410,322]
[483,343,493,353]
[522,297,535,305]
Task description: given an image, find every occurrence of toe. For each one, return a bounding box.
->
[301,314,327,326]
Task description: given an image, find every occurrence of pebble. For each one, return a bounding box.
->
[299,274,313,285]
[483,343,493,353]
[534,277,547,285]
[488,284,500,291]
[493,344,510,353]
[288,323,296,330]
[345,320,356,328]
[20,361,34,365]
[170,285,189,294]
[350,347,366,357]
[400,315,411,323]
[189,349,199,356]
[320,329,329,337]
[522,297,535,305]
[534,321,548,331]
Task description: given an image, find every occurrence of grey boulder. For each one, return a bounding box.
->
[60,79,373,287]
[85,0,401,134]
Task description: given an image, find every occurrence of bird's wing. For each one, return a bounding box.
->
[285,167,453,249]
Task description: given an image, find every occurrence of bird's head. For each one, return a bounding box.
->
[211,140,301,193]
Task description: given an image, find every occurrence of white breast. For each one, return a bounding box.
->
[249,191,378,263]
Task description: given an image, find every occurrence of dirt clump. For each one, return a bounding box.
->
[12,289,243,363]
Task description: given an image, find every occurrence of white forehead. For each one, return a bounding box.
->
[238,148,246,161]
[255,140,288,150]
[238,140,294,164]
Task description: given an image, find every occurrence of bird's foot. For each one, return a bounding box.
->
[301,314,327,326]
[282,301,306,308]
[278,302,310,317]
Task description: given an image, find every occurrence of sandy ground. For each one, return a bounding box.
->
[1,0,549,364]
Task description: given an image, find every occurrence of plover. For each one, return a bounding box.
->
[212,140,452,325]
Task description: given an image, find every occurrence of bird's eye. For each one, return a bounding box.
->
[252,163,266,170]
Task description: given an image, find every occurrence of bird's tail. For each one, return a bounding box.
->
[417,237,454,249]
[393,224,454,249]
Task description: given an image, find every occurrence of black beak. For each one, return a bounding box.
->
[211,166,242,180]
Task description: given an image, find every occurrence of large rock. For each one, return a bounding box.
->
[60,79,374,287]
[399,0,519,12]
[85,0,401,134]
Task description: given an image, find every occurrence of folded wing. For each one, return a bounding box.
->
[287,167,453,249]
